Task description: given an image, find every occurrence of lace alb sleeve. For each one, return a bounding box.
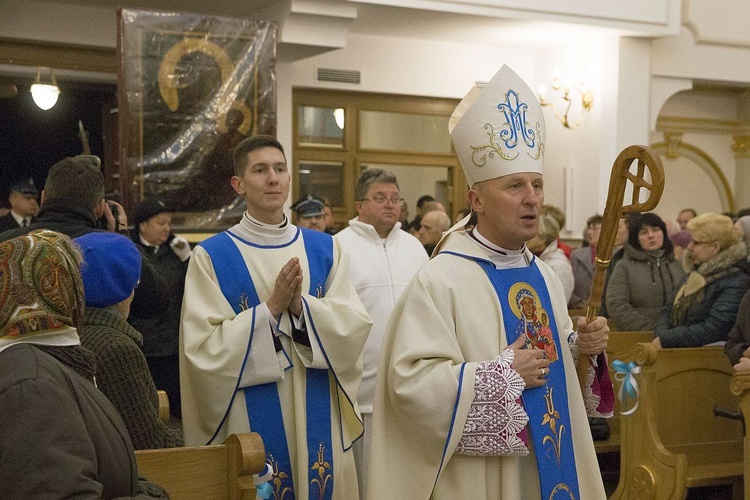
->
[455,349,530,456]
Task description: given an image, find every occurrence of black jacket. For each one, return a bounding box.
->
[129,233,188,358]
[0,198,168,318]
[0,213,23,233]
[725,289,750,364]
[0,344,157,499]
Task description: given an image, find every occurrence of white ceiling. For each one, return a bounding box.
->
[349,4,618,48]
[34,0,619,49]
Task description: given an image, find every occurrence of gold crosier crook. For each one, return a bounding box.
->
[575,145,665,390]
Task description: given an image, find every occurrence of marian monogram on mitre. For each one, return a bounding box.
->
[449,64,546,187]
[470,89,543,168]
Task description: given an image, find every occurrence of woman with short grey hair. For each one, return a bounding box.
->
[654,212,750,347]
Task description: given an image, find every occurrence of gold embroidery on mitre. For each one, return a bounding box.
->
[470,88,543,168]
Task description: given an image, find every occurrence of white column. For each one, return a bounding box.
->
[732,135,750,211]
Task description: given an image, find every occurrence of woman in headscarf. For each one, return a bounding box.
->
[654,213,750,347]
[0,230,166,499]
[605,213,685,331]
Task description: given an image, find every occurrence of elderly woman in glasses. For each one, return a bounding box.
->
[654,212,750,348]
[0,230,166,499]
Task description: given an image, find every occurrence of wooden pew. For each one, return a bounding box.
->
[136,432,265,500]
[610,343,743,499]
[156,389,169,424]
[594,331,654,455]
[730,371,750,500]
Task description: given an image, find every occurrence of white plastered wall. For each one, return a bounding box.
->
[0,1,676,231]
[279,32,640,236]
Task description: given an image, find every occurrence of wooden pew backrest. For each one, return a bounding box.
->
[611,343,743,499]
[730,371,750,500]
[136,432,265,500]
[156,389,169,424]
[594,331,654,454]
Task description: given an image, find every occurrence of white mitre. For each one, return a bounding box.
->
[449,64,545,186]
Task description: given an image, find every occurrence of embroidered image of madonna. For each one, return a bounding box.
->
[508,283,558,362]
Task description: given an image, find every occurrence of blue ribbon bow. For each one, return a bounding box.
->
[612,359,641,415]
[254,463,274,500]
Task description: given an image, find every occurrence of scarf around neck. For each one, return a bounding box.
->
[670,239,748,326]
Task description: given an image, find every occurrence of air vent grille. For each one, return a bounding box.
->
[317,68,361,84]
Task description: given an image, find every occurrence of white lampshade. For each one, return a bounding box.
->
[30,68,60,110]
[31,83,60,110]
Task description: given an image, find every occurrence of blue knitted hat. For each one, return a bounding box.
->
[75,232,141,307]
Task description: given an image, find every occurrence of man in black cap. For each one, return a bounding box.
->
[291,193,326,232]
[0,179,40,232]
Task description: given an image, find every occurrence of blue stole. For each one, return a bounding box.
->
[472,256,581,499]
[200,227,335,500]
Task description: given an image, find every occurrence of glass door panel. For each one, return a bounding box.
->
[297,161,345,207]
[359,110,452,154]
[297,106,344,148]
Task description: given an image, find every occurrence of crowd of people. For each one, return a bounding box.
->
[3,64,750,499]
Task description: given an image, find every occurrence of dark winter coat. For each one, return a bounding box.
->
[129,236,188,358]
[655,240,750,347]
[725,289,750,364]
[605,245,685,331]
[569,245,595,308]
[0,343,166,499]
[79,307,183,450]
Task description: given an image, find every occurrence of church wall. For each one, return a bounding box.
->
[280,32,632,236]
[4,0,750,229]
[0,1,115,48]
[649,91,741,220]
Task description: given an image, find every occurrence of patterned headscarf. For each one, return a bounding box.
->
[0,230,85,351]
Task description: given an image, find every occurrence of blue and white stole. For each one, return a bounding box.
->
[200,227,334,500]
[473,256,581,499]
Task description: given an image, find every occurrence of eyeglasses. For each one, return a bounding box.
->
[360,195,401,205]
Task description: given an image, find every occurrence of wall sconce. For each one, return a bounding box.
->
[30,67,60,110]
[537,68,593,129]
